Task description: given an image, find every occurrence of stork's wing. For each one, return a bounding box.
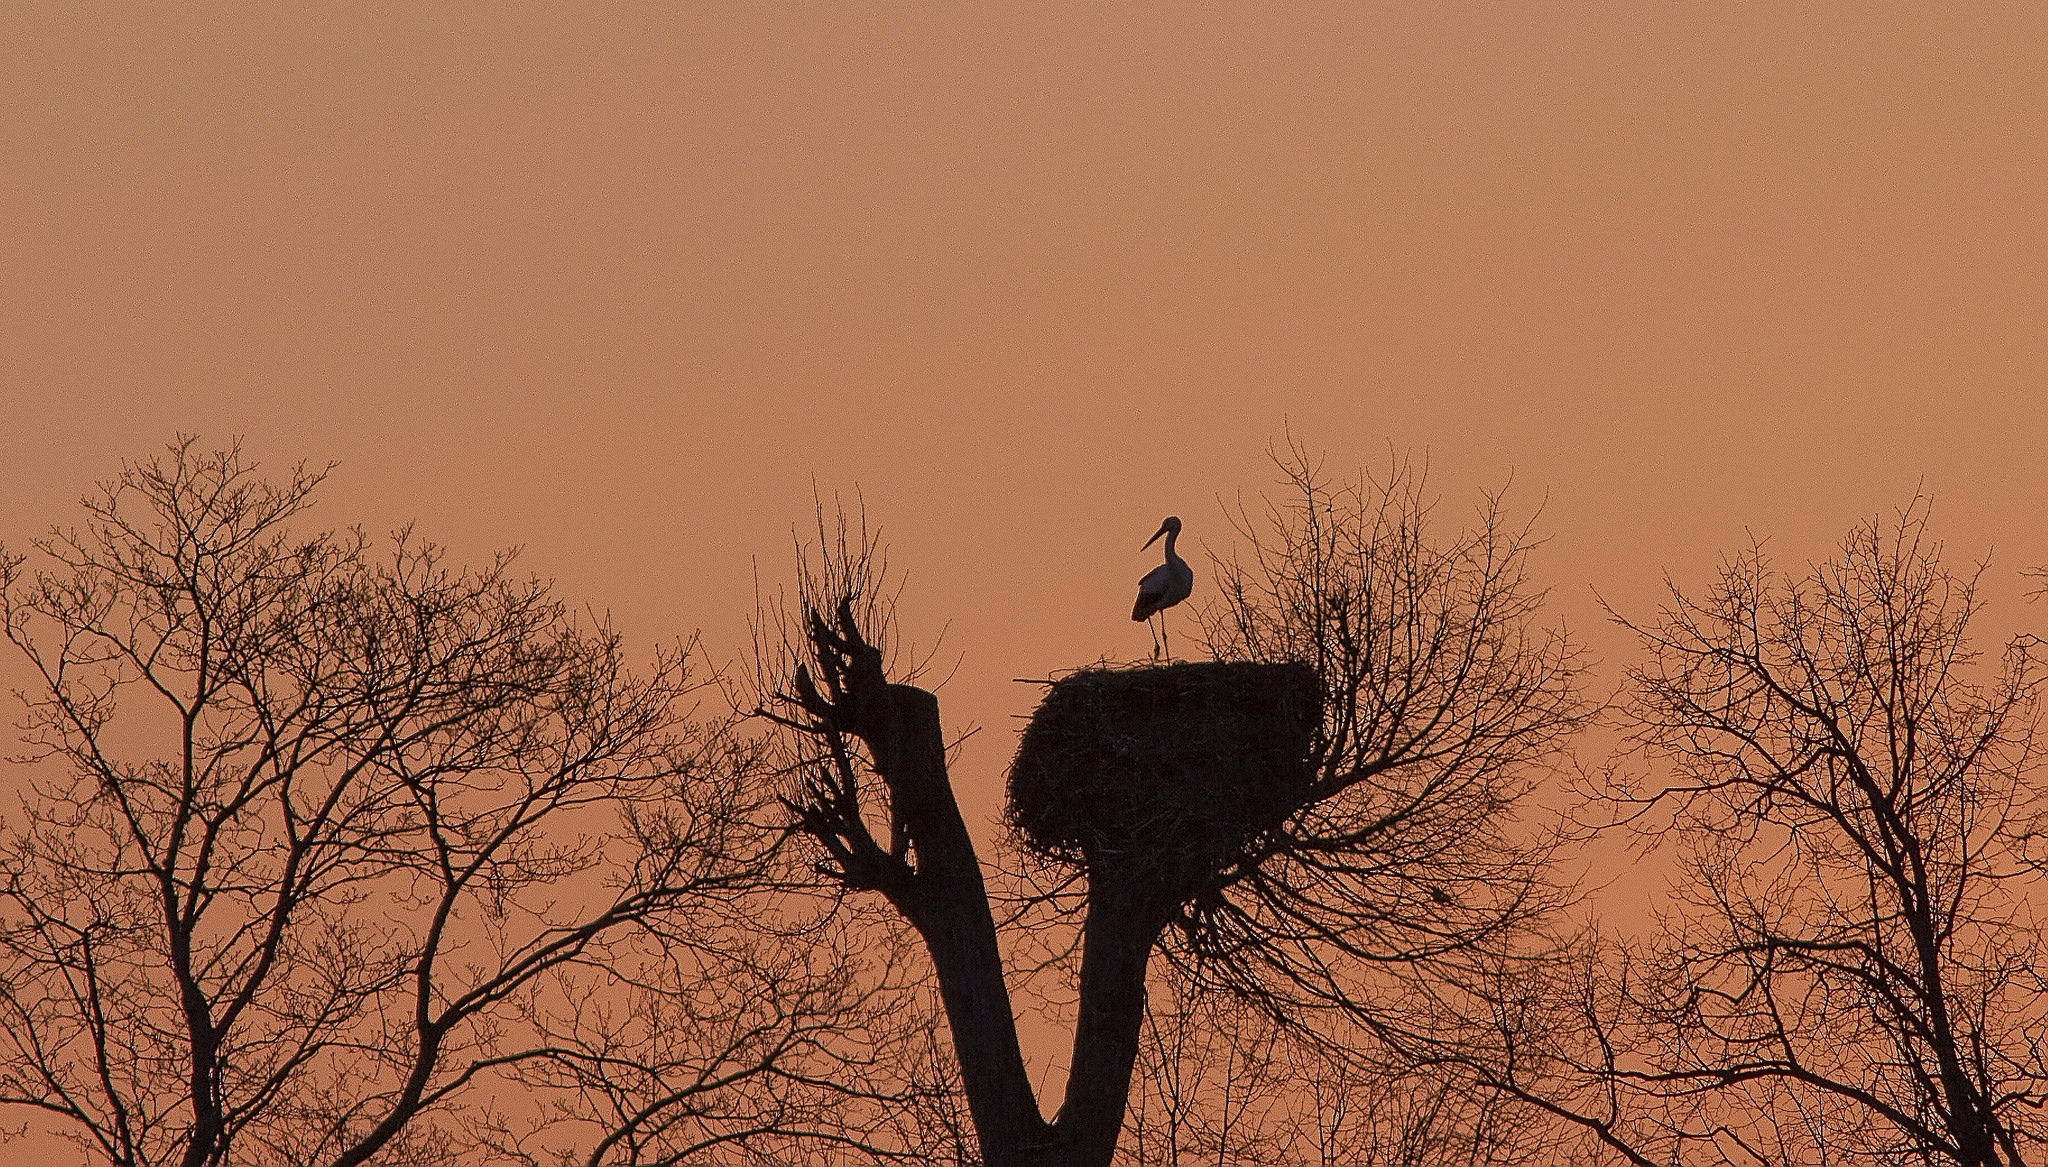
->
[1133,564,1171,620]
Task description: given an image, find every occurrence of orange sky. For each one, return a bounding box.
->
[6,3,2048,907]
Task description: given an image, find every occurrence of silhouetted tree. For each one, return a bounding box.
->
[488,903,977,1167]
[1532,500,2048,1167]
[759,445,1586,1167]
[1186,447,1587,1053]
[0,440,862,1167]
[1122,972,1553,1166]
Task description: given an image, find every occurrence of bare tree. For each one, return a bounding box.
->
[490,895,978,1167]
[1571,498,2048,1166]
[757,444,1586,1167]
[1122,978,1290,1166]
[1187,445,1587,1039]
[1122,972,1552,1167]
[0,440,775,1167]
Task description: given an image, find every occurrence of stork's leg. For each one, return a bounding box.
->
[1147,614,1163,659]
[1160,611,1172,661]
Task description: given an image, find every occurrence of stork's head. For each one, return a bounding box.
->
[1142,516,1182,550]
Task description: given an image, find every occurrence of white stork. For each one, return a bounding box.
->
[1132,516,1193,659]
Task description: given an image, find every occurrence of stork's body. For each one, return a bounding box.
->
[1133,516,1193,658]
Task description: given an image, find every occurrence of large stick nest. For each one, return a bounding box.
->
[1008,662,1319,888]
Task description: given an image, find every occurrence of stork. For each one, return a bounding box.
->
[1132,516,1193,659]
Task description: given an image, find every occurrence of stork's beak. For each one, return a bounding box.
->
[1142,523,1169,551]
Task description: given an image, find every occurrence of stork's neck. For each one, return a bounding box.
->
[1161,527,1181,563]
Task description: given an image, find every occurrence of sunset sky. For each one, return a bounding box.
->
[6,3,2047,854]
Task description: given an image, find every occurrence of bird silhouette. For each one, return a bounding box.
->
[1132,516,1193,659]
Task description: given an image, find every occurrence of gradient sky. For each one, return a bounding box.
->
[6,3,2048,882]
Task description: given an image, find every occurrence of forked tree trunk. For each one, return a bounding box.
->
[808,638,1315,1167]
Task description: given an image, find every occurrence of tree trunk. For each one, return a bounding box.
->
[1049,876,1172,1167]
[858,683,1050,1165]
[845,680,1180,1167]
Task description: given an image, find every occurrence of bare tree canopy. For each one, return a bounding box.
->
[490,908,969,1167]
[0,440,794,1167]
[1122,973,1560,1167]
[1189,444,1588,1029]
[1546,498,2048,1167]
